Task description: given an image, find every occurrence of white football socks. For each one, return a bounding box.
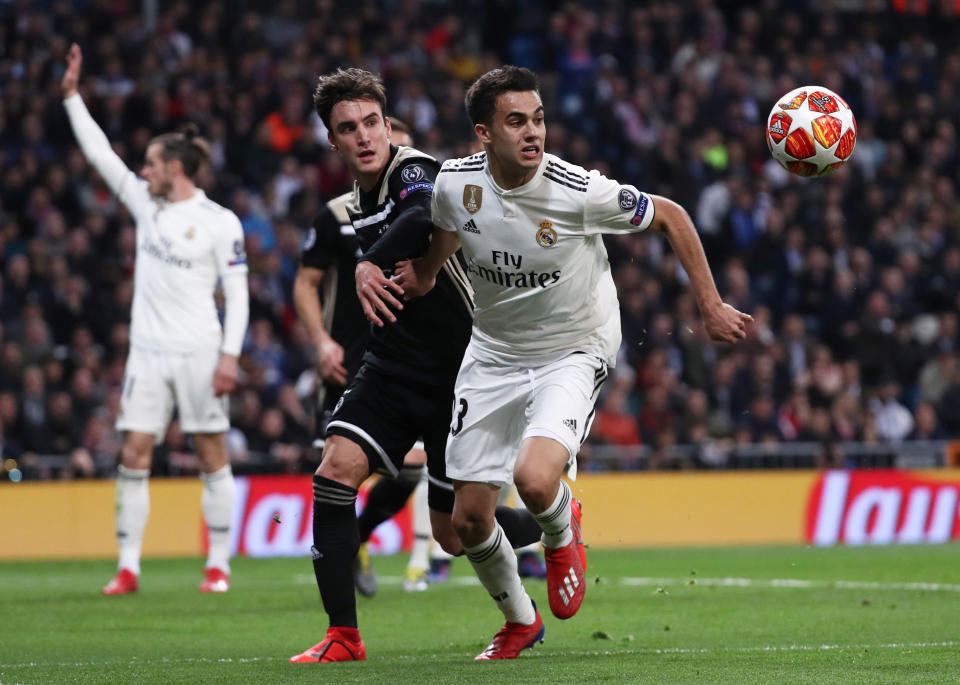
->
[407,474,431,572]
[115,465,150,575]
[201,464,235,573]
[464,523,535,625]
[534,480,573,549]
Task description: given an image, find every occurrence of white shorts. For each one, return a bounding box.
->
[116,346,229,440]
[446,348,608,486]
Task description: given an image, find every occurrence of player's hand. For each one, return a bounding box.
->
[356,260,403,327]
[394,259,436,300]
[212,353,240,396]
[317,336,348,386]
[702,302,753,343]
[62,43,83,98]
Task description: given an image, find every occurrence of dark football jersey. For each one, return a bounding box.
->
[300,192,367,405]
[347,145,473,387]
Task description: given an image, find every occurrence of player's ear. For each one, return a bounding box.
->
[384,116,392,139]
[327,130,338,152]
[474,122,491,145]
[168,157,184,177]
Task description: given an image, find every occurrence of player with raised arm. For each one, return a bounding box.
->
[293,120,439,595]
[394,66,752,660]
[61,44,249,595]
[288,68,543,665]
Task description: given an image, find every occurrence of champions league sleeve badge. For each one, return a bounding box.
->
[401,165,424,183]
[618,188,637,211]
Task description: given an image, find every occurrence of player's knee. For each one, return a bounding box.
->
[514,472,555,512]
[433,528,463,556]
[315,437,369,487]
[451,507,492,544]
[120,442,151,470]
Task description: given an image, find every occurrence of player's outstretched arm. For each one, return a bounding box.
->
[648,195,752,343]
[394,227,461,300]
[61,42,82,98]
[61,43,145,209]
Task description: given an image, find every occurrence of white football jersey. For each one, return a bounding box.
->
[64,95,248,353]
[432,152,654,366]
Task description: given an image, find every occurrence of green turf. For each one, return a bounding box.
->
[2,545,958,683]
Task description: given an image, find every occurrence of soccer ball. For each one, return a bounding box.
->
[766,86,856,177]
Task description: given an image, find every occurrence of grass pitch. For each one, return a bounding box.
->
[1,545,958,684]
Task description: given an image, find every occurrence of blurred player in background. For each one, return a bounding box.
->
[293,119,437,595]
[61,44,249,595]
[289,68,542,665]
[395,65,752,659]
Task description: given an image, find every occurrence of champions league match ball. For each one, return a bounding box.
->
[766,85,856,177]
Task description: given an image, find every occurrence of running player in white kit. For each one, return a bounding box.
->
[61,44,249,595]
[393,66,752,659]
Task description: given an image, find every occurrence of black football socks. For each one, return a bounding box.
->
[312,475,360,628]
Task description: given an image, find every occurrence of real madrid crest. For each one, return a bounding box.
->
[536,220,557,247]
[463,184,483,214]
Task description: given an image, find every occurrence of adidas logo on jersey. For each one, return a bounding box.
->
[461,218,480,234]
[563,418,577,433]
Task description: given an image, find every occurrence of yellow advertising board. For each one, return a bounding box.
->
[571,470,818,547]
[3,469,959,560]
[3,479,203,559]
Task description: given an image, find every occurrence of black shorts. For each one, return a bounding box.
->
[324,364,455,513]
[314,384,346,445]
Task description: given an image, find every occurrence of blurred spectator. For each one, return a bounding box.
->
[909,404,946,441]
[2,0,959,478]
[233,188,276,252]
[637,385,676,445]
[937,368,960,436]
[870,380,915,441]
[917,339,957,406]
[590,386,641,446]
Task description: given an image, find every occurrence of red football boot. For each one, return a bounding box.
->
[571,498,587,572]
[475,602,545,660]
[198,567,230,593]
[544,500,586,620]
[102,568,138,596]
[289,627,366,663]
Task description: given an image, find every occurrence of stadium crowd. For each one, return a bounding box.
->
[1,0,959,479]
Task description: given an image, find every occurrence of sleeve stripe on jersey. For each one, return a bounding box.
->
[441,258,475,313]
[546,161,589,184]
[352,198,396,228]
[439,166,483,174]
[543,172,588,193]
[545,164,589,187]
[339,224,356,235]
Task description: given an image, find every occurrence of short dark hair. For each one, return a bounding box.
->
[314,68,387,130]
[151,123,210,179]
[465,65,540,126]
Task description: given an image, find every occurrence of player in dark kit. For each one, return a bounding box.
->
[289,69,542,665]
[294,120,430,598]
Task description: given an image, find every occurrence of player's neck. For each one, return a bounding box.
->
[166,178,198,203]
[355,169,380,193]
[487,154,537,190]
